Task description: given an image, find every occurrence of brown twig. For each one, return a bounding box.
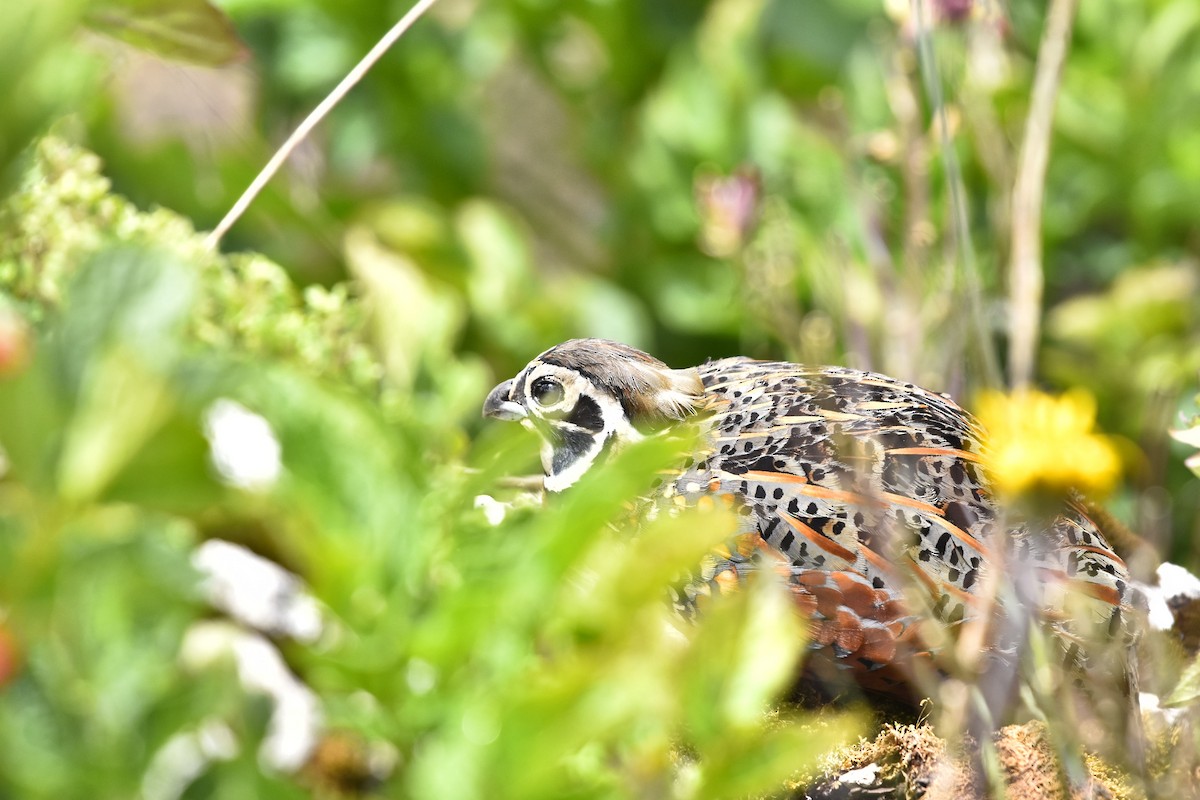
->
[1008,0,1079,389]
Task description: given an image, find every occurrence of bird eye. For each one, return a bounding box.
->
[530,377,565,407]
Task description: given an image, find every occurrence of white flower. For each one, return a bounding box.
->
[202,399,282,491]
[1136,561,1200,632]
[180,621,322,772]
[192,540,323,643]
[473,494,508,526]
[141,719,239,800]
[1158,561,1200,601]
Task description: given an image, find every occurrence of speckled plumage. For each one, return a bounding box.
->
[662,357,1134,696]
[483,339,1138,700]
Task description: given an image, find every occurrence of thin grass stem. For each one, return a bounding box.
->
[1008,0,1078,389]
[911,0,1002,389]
[203,0,442,250]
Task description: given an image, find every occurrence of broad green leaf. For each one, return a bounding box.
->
[0,334,67,491]
[695,714,862,800]
[169,354,417,602]
[556,505,737,637]
[682,570,808,746]
[458,199,533,319]
[57,346,175,502]
[717,575,807,728]
[1172,417,1200,478]
[53,246,196,393]
[0,0,95,191]
[345,224,463,389]
[102,412,223,512]
[1165,652,1200,708]
[47,246,195,499]
[85,0,247,66]
[0,512,216,798]
[539,435,701,579]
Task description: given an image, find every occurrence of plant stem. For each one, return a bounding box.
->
[204,0,442,250]
[1008,0,1078,389]
[911,0,1002,389]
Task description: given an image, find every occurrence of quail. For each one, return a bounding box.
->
[482,338,1138,702]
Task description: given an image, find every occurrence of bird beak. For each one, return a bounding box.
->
[482,379,527,421]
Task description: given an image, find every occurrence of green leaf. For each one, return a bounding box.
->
[0,334,68,491]
[57,345,175,502]
[53,246,197,390]
[170,354,417,597]
[554,506,737,640]
[1172,416,1200,478]
[102,413,223,512]
[539,435,703,579]
[682,570,808,747]
[1165,652,1200,708]
[0,0,96,192]
[0,514,214,797]
[84,0,247,66]
[0,246,197,499]
[695,714,862,800]
[43,246,196,501]
[1187,452,1200,477]
[345,224,464,389]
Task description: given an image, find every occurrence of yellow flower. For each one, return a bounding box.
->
[974,389,1121,499]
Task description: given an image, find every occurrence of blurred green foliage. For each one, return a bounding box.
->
[0,140,862,797]
[0,138,380,392]
[2,0,1200,796]
[45,0,1195,549]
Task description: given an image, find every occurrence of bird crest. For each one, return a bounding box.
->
[535,339,706,429]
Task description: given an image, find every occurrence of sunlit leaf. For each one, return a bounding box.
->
[52,246,196,387]
[45,246,194,493]
[85,0,247,66]
[682,570,807,746]
[345,224,463,389]
[57,346,175,502]
[0,0,95,191]
[0,335,66,491]
[1165,652,1200,708]
[556,505,737,638]
[695,714,862,800]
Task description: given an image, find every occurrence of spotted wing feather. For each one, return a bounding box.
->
[658,357,1136,692]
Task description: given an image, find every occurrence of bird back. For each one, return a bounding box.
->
[655,357,1136,698]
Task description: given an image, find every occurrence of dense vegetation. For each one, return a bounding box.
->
[2,0,1199,797]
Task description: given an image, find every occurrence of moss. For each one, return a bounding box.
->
[1083,751,1143,800]
[799,721,1139,800]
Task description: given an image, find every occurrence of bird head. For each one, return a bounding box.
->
[482,339,705,491]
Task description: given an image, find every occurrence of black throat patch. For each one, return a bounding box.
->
[565,395,605,432]
[551,427,597,474]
